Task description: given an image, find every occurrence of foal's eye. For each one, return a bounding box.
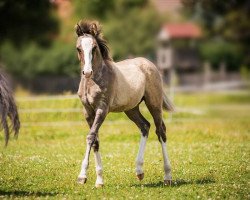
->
[77,48,81,52]
[92,46,97,53]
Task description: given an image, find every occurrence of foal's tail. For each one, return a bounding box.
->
[162,93,175,112]
[0,70,20,146]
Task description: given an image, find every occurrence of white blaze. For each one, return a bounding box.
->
[81,37,93,75]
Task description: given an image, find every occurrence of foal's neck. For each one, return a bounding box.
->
[92,60,105,82]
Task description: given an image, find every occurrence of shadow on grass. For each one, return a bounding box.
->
[131,177,215,188]
[0,190,58,197]
[172,177,215,187]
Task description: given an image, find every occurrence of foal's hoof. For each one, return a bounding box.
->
[164,179,172,186]
[95,183,104,188]
[137,173,144,181]
[77,177,87,185]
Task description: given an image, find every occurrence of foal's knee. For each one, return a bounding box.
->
[92,140,99,152]
[86,132,96,145]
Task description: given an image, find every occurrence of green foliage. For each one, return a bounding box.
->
[104,9,160,60]
[74,0,148,20]
[74,0,114,19]
[0,42,79,79]
[0,0,161,79]
[0,0,59,47]
[182,0,250,67]
[199,40,243,70]
[36,43,79,76]
[240,66,250,80]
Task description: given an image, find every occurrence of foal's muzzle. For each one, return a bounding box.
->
[82,70,93,78]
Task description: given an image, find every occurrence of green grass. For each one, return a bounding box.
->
[0,92,250,199]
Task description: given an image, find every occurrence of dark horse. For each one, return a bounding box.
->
[75,20,174,187]
[0,69,20,146]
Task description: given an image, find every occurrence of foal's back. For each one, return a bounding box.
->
[109,57,163,112]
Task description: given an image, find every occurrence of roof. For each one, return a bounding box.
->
[158,23,202,40]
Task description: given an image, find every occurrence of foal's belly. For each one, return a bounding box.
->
[109,65,146,112]
[109,90,144,112]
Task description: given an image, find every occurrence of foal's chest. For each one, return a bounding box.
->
[80,82,103,108]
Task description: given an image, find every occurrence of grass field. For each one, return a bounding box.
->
[0,91,249,199]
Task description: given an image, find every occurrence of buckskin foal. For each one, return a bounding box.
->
[75,20,174,187]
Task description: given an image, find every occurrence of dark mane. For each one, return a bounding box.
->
[75,20,112,61]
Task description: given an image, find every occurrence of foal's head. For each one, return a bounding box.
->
[75,20,111,78]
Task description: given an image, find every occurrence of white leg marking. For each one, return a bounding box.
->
[78,143,91,179]
[94,151,104,186]
[136,136,147,175]
[160,138,172,180]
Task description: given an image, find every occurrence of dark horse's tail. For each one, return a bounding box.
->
[0,70,20,146]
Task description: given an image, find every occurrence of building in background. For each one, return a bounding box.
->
[153,0,243,90]
[156,23,202,85]
[153,0,204,86]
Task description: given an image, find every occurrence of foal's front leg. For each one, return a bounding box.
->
[93,138,104,187]
[78,107,107,186]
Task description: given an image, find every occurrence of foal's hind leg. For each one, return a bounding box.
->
[125,106,150,180]
[145,99,172,185]
[160,121,172,185]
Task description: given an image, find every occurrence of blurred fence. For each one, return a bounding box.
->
[178,72,241,86]
[18,76,80,93]
[15,74,249,94]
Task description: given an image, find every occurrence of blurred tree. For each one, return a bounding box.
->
[104,9,160,60]
[0,0,162,80]
[0,0,59,47]
[0,42,78,79]
[74,0,114,19]
[200,40,242,71]
[182,0,250,68]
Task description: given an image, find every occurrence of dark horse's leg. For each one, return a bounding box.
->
[125,106,150,180]
[78,106,107,187]
[144,97,172,186]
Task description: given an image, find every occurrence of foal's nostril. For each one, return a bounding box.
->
[83,70,93,78]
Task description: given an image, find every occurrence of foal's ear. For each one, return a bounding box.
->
[90,22,99,37]
[75,23,83,36]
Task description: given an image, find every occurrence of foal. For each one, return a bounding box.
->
[75,20,174,187]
